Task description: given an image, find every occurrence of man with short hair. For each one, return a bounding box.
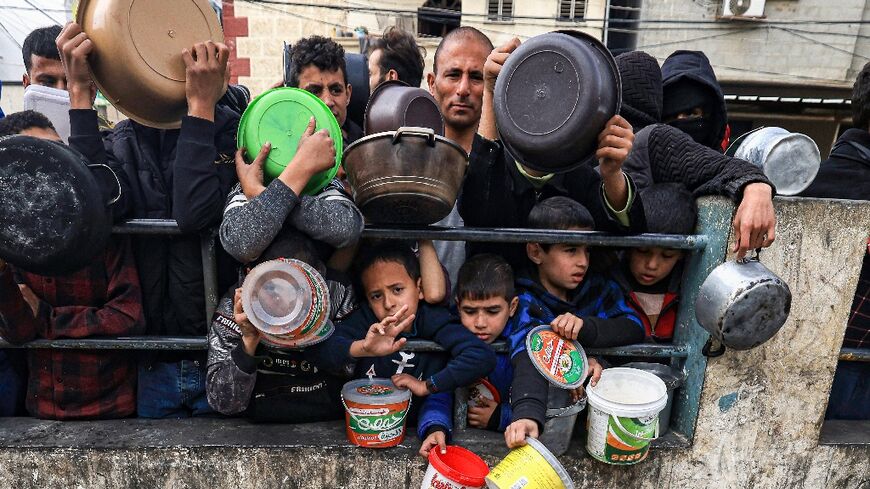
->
[0,110,144,420]
[367,26,425,89]
[22,25,65,90]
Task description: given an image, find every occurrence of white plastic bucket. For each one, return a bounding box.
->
[585,367,668,465]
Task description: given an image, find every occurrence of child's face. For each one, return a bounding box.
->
[527,241,590,299]
[458,295,519,344]
[361,260,423,325]
[629,247,683,286]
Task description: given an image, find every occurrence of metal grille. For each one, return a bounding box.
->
[487,0,513,20]
[558,0,586,20]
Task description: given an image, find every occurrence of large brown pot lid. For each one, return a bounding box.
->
[77,0,224,129]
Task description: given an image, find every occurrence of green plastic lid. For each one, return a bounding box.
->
[237,87,343,196]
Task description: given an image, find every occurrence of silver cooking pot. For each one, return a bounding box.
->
[694,250,791,351]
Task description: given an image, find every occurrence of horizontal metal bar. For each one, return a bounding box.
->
[839,347,870,363]
[363,226,708,249]
[111,220,708,249]
[0,337,688,357]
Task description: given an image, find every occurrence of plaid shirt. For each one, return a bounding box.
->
[0,237,144,420]
[845,246,870,350]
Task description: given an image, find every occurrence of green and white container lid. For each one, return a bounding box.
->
[342,378,412,405]
[525,325,589,389]
[237,87,343,196]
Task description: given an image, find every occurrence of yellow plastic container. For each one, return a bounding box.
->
[485,437,574,489]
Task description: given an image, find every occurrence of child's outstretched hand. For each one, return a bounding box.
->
[351,305,414,358]
[418,430,447,458]
[391,373,429,397]
[468,397,497,428]
[504,419,539,449]
[551,313,583,340]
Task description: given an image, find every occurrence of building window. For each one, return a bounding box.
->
[487,0,513,21]
[558,0,586,20]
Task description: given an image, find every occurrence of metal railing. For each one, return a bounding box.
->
[3,208,865,445]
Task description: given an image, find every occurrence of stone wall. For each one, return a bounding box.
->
[0,197,868,488]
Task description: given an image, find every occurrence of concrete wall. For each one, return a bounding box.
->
[0,197,868,488]
[635,0,870,86]
[461,0,607,46]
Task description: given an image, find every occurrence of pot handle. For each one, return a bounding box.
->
[88,164,122,206]
[392,126,436,147]
[702,337,726,358]
[736,248,763,265]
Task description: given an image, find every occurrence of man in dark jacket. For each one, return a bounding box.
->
[661,50,730,152]
[800,62,870,420]
[616,50,776,258]
[58,23,246,417]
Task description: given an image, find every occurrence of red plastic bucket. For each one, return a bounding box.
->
[422,445,489,489]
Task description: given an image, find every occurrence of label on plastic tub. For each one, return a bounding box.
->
[526,326,587,389]
[586,405,658,465]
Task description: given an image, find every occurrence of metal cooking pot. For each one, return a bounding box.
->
[0,136,117,275]
[494,30,621,173]
[364,80,444,136]
[695,251,791,351]
[733,127,820,196]
[77,0,224,129]
[343,127,467,225]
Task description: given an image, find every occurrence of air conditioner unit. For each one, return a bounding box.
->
[723,0,766,18]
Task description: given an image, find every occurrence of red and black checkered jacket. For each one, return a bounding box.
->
[846,247,870,350]
[0,237,144,420]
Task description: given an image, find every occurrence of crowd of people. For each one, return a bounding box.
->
[0,18,867,455]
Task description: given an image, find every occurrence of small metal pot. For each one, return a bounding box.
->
[733,127,820,196]
[694,251,792,350]
[364,80,444,136]
[343,127,467,225]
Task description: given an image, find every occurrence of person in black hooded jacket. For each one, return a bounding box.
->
[616,50,777,259]
[800,61,870,420]
[661,50,730,152]
[58,22,247,418]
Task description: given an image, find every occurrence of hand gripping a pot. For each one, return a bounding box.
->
[694,249,792,355]
[0,135,120,275]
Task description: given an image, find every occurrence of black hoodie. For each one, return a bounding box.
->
[661,51,728,151]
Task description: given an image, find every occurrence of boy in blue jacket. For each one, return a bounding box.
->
[505,196,643,448]
[307,243,496,428]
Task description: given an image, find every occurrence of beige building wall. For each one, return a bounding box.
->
[461,0,607,45]
[636,0,870,87]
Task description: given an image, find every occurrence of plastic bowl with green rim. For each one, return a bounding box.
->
[237,87,343,196]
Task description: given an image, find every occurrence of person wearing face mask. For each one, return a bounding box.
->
[661,50,730,153]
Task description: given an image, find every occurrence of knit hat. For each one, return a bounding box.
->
[615,51,662,130]
[639,183,697,235]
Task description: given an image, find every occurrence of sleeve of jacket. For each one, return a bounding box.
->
[68,109,133,221]
[205,304,258,415]
[458,136,519,228]
[429,322,497,393]
[37,238,144,339]
[567,165,646,234]
[578,278,645,347]
[417,390,454,440]
[304,308,370,375]
[172,115,233,233]
[510,353,548,432]
[644,124,775,200]
[0,266,41,344]
[219,179,301,264]
[286,180,364,249]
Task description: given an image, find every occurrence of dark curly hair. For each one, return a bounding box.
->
[288,35,347,88]
[639,183,697,235]
[22,25,62,73]
[368,26,425,88]
[852,61,870,128]
[0,110,56,137]
[456,254,515,303]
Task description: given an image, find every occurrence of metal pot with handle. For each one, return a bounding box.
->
[694,250,792,352]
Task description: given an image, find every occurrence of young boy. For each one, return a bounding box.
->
[504,197,644,448]
[307,243,496,427]
[616,183,697,342]
[418,253,603,456]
